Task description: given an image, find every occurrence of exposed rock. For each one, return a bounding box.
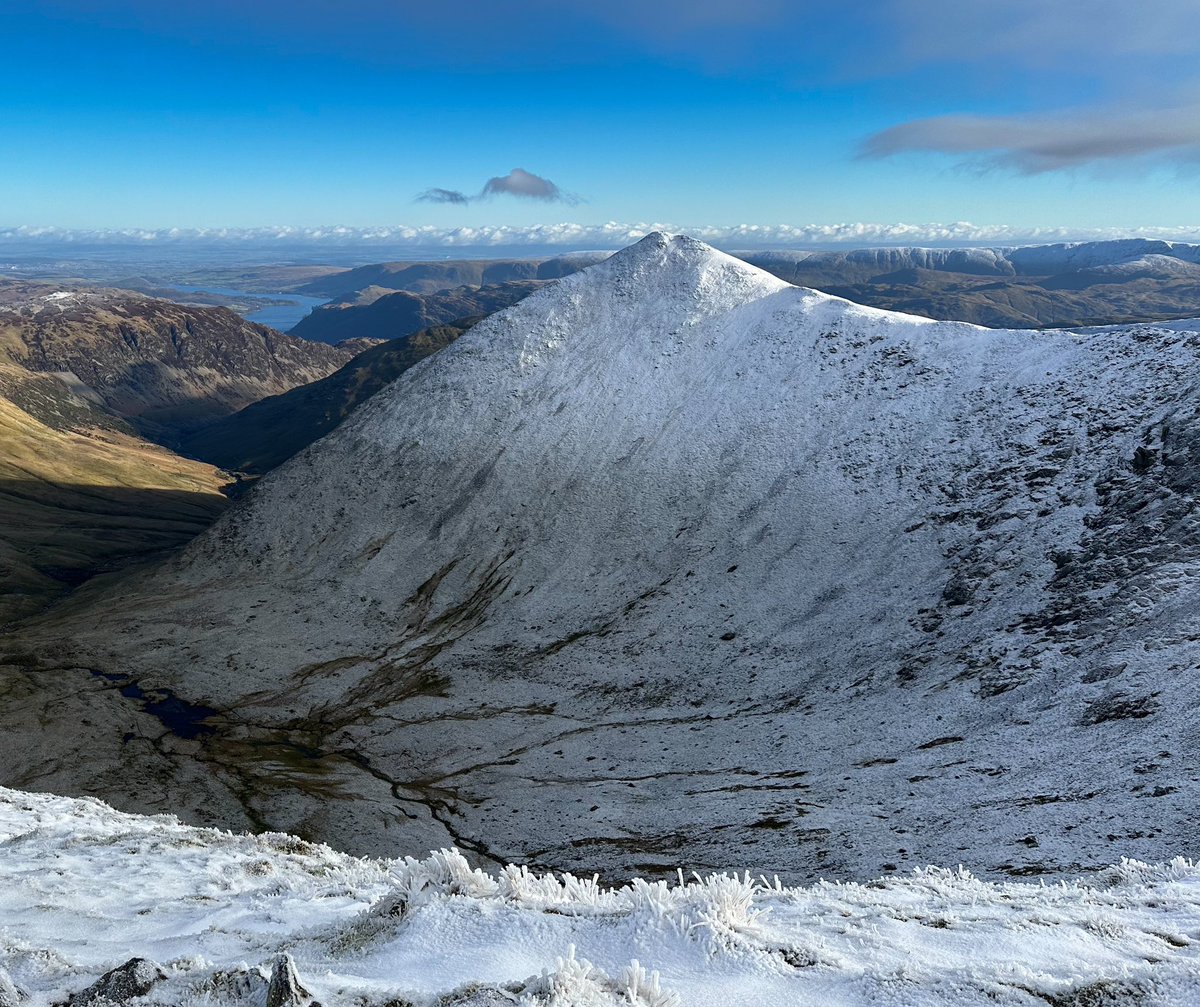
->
[1080,693,1159,726]
[67,958,165,1005]
[266,953,319,1007]
[207,967,269,1003]
[1131,446,1157,472]
[941,573,975,606]
[437,983,521,1006]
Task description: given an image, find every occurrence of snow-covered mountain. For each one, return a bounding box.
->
[4,786,1200,1007]
[744,237,1200,280]
[7,233,1200,883]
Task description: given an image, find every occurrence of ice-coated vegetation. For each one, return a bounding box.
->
[3,786,1200,1006]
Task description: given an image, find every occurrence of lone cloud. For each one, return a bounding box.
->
[482,168,570,201]
[416,168,578,205]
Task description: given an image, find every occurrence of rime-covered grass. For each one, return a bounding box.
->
[3,787,1200,1005]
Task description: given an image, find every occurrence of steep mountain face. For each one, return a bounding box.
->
[180,319,477,474]
[289,280,543,344]
[0,282,357,442]
[8,234,1200,884]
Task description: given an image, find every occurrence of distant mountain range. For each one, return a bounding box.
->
[289,281,544,345]
[292,254,609,299]
[278,239,1200,351]
[9,235,1200,886]
[740,241,1200,327]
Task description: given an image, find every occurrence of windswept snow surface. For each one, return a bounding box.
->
[4,787,1200,1007]
[9,232,1200,883]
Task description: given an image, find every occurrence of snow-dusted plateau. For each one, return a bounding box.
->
[5,233,1200,1003]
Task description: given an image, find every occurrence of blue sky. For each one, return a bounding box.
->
[4,0,1200,236]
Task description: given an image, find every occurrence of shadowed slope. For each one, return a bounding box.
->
[180,319,478,475]
[0,396,227,624]
[0,281,356,444]
[288,281,544,345]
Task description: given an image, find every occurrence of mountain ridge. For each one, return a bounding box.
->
[5,233,1200,885]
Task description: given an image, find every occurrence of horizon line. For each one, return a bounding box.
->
[5,221,1200,252]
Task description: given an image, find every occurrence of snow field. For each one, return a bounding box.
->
[3,787,1200,1005]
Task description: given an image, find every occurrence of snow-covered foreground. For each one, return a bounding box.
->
[3,787,1200,1006]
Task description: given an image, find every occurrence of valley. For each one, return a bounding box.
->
[7,234,1200,891]
[0,394,227,623]
[0,280,360,624]
[11,3,1200,1000]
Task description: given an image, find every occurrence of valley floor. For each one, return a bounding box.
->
[2,787,1199,1006]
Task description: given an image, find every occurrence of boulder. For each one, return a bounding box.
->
[266,953,319,1007]
[68,958,165,1005]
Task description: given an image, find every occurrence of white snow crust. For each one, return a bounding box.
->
[4,786,1200,1006]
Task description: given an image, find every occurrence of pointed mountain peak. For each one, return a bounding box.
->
[606,230,761,271]
[570,231,790,307]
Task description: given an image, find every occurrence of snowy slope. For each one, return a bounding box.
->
[4,785,1200,1007]
[8,233,1200,884]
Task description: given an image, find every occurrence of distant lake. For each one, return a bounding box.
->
[164,284,329,333]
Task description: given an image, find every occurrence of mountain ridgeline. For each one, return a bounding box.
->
[0,281,357,443]
[6,234,1200,885]
[283,239,1200,353]
[293,253,610,299]
[744,242,1200,328]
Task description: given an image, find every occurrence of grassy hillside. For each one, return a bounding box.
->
[0,395,229,625]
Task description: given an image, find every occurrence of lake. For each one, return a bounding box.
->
[165,284,329,333]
